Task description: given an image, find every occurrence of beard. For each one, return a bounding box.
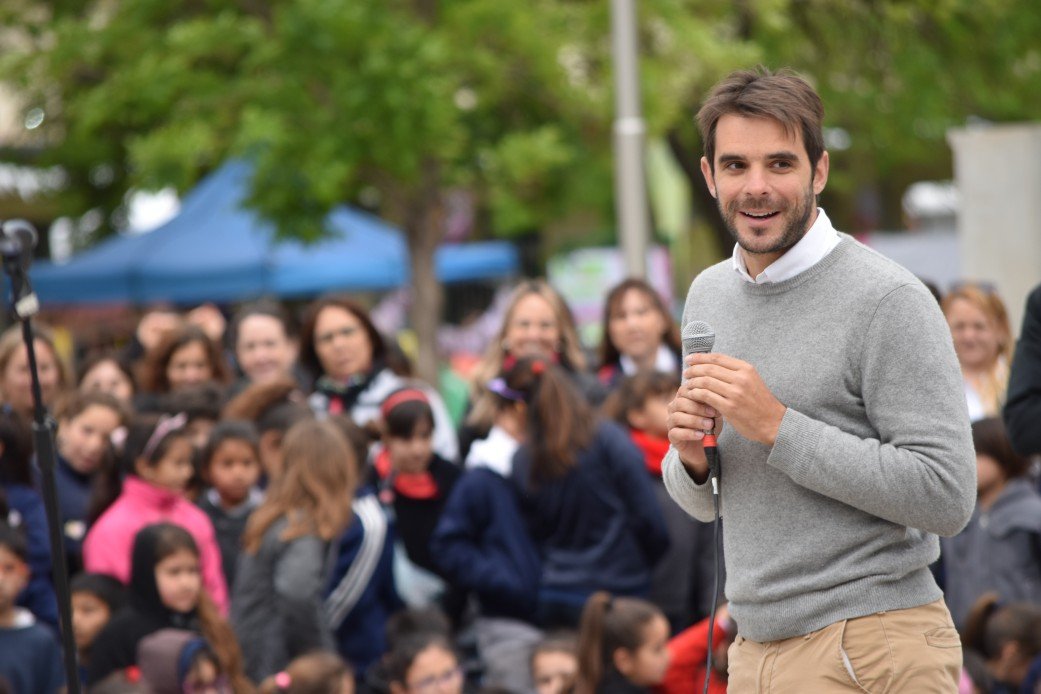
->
[719,181,817,257]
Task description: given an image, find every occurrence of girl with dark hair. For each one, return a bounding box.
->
[371,388,461,607]
[502,358,669,628]
[85,523,249,690]
[222,376,314,484]
[0,407,58,627]
[385,632,464,694]
[83,414,229,614]
[232,419,358,682]
[597,279,681,390]
[196,420,263,588]
[53,391,126,573]
[940,416,1041,629]
[300,295,458,462]
[70,573,126,681]
[575,592,670,694]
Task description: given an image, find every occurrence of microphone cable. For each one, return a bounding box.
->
[702,435,722,694]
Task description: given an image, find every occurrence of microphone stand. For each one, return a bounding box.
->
[1,227,82,694]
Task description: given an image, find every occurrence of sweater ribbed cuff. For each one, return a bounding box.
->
[766,408,825,483]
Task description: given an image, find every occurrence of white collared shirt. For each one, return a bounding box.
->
[731,208,840,284]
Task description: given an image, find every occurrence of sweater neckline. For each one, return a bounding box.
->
[738,235,855,296]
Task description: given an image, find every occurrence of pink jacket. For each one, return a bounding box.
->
[83,476,230,615]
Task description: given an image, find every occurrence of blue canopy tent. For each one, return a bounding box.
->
[30,160,518,304]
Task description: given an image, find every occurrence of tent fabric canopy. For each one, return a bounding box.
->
[30,160,518,304]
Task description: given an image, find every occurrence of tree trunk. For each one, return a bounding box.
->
[403,160,445,386]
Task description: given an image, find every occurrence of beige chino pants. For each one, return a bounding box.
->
[727,599,963,693]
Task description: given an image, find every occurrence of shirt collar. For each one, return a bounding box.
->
[619,344,679,376]
[731,208,840,284]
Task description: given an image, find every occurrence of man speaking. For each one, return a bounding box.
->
[663,67,975,692]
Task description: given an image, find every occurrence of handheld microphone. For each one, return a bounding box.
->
[681,321,718,453]
[682,320,723,694]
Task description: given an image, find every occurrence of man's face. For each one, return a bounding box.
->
[701,114,829,270]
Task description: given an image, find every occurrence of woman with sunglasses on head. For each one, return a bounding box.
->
[942,282,1013,422]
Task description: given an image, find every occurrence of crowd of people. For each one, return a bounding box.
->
[0,267,1037,694]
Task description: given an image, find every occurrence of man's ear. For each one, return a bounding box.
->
[813,150,830,195]
[700,156,717,199]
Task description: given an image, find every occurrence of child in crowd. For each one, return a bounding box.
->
[233,419,358,682]
[325,414,401,680]
[137,629,233,694]
[71,572,126,682]
[222,377,314,484]
[941,417,1041,629]
[371,388,461,607]
[83,413,229,614]
[575,592,670,694]
[386,632,465,694]
[258,651,354,694]
[498,358,669,628]
[86,523,248,689]
[197,420,264,588]
[0,522,64,693]
[0,407,58,627]
[602,373,720,631]
[430,384,542,692]
[963,592,1041,694]
[54,391,126,573]
[658,603,733,694]
[531,633,578,694]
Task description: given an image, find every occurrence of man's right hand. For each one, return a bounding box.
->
[667,382,720,484]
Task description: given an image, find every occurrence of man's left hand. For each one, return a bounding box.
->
[684,353,787,447]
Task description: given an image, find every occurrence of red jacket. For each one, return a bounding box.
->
[657,616,728,694]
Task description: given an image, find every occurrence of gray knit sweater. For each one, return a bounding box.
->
[662,234,975,642]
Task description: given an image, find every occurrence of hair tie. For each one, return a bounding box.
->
[487,377,526,402]
[274,671,292,690]
[531,360,546,375]
[380,388,429,418]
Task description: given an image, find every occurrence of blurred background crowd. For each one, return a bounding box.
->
[0,272,1037,694]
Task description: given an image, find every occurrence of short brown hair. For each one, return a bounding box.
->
[298,295,387,380]
[697,66,825,171]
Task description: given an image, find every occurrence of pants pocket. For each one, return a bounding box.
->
[839,615,895,694]
[923,626,961,649]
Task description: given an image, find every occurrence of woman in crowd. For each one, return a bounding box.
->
[227,301,301,396]
[464,280,604,453]
[136,325,230,412]
[596,279,681,390]
[0,325,72,419]
[78,353,137,409]
[299,295,457,461]
[500,357,669,628]
[942,283,1013,421]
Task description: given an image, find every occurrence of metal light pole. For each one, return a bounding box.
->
[610,0,650,279]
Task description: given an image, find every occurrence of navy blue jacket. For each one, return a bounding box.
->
[324,488,401,677]
[431,467,541,620]
[52,454,92,573]
[511,421,669,598]
[3,483,59,628]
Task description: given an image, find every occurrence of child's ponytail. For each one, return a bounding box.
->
[575,591,664,694]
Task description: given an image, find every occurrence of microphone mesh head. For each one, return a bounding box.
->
[682,321,715,354]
